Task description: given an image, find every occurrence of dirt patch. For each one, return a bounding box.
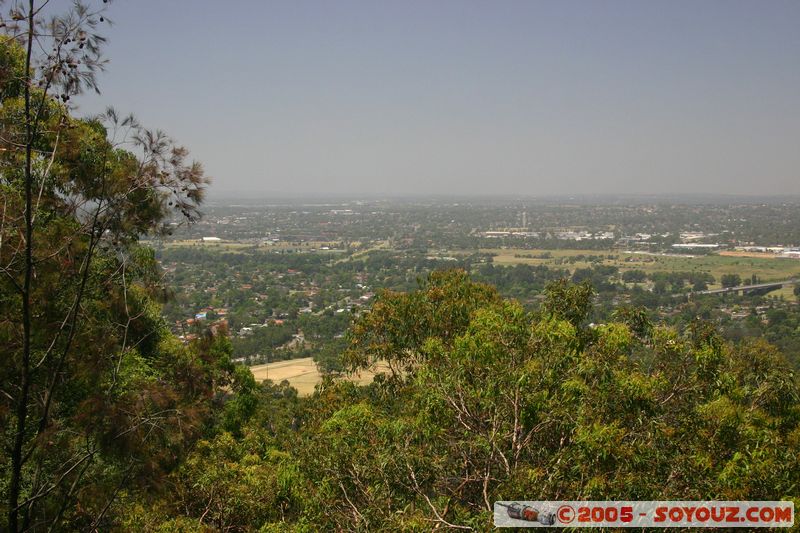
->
[719,251,783,259]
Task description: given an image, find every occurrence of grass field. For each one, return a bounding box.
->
[478,248,800,285]
[164,239,255,250]
[158,239,349,254]
[765,285,798,300]
[249,357,387,396]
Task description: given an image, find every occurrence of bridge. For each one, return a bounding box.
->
[691,278,798,297]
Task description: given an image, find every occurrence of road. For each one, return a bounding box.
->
[693,278,798,296]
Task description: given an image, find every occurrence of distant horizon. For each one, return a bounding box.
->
[78,0,800,197]
[204,190,800,201]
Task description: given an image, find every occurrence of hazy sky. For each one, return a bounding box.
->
[78,0,800,198]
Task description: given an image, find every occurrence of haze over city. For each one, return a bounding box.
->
[78,0,800,198]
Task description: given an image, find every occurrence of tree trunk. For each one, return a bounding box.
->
[9,1,36,530]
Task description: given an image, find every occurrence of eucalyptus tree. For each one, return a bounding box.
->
[0,1,209,530]
[323,270,800,529]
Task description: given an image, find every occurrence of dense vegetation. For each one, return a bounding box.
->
[113,272,800,530]
[0,6,221,530]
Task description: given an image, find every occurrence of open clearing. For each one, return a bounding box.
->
[249,357,387,396]
[765,285,798,300]
[477,248,800,284]
[161,239,346,253]
[719,250,786,259]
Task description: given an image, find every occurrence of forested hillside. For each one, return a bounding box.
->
[106,272,800,530]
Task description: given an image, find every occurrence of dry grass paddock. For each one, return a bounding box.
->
[249,357,389,396]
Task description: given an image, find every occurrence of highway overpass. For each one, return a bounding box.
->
[691,278,798,297]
